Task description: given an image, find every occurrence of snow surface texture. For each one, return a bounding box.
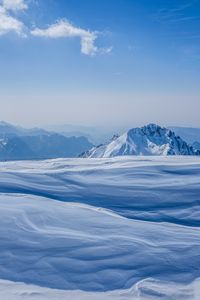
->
[81,123,199,157]
[0,156,200,299]
[1,278,200,300]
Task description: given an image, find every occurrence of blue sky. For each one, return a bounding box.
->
[0,0,200,128]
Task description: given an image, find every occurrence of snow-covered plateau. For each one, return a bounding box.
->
[0,156,200,299]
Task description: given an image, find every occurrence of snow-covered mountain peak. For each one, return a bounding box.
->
[110,134,120,141]
[128,123,169,137]
[81,124,199,158]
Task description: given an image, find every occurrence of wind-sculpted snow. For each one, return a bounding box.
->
[0,156,200,226]
[1,278,200,300]
[0,156,200,298]
[0,194,200,292]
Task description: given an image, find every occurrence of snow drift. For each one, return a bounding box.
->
[0,156,200,299]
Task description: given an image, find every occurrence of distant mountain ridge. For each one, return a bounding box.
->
[0,122,93,161]
[169,126,200,145]
[0,121,49,137]
[81,124,199,158]
[193,141,200,151]
[169,126,200,152]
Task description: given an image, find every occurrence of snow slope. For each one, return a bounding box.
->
[0,156,200,298]
[81,124,198,157]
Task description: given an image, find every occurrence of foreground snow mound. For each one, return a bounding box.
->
[1,278,200,300]
[0,156,200,298]
[0,195,200,292]
[81,124,198,157]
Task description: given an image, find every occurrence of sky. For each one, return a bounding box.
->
[0,0,200,129]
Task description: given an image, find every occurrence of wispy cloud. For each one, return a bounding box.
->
[0,3,25,36]
[153,1,199,25]
[2,0,27,11]
[31,19,112,56]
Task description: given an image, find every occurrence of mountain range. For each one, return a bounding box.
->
[0,122,200,161]
[81,124,199,158]
[46,123,200,147]
[0,122,93,161]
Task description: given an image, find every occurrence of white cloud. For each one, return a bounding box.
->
[0,2,112,56]
[2,0,27,11]
[99,46,113,54]
[0,6,25,35]
[31,19,111,56]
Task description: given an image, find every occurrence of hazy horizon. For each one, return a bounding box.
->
[1,119,200,134]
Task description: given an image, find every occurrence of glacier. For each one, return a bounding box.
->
[0,156,200,299]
